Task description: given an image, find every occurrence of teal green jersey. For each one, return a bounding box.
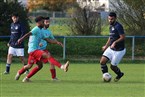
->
[39,28,55,50]
[28,26,44,53]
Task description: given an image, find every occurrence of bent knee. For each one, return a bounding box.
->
[7,54,13,58]
[42,52,50,58]
[100,56,108,65]
[38,65,43,70]
[50,64,55,69]
[24,64,32,69]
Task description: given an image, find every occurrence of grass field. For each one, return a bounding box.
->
[0,62,144,97]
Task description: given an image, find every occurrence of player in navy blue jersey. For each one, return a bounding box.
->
[100,12,126,82]
[4,13,29,74]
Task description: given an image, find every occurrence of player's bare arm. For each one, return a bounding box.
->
[102,38,111,51]
[7,43,10,47]
[110,34,125,49]
[17,32,32,44]
[44,38,63,47]
[53,39,64,47]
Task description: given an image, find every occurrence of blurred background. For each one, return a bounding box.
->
[0,0,145,61]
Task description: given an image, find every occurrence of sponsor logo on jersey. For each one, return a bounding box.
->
[111,27,115,31]
[15,26,18,30]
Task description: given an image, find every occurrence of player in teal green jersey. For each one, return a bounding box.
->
[15,16,69,82]
[39,17,61,81]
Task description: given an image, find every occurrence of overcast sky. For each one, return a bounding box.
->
[18,0,27,6]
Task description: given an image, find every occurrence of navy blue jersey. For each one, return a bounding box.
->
[9,21,25,48]
[109,22,125,51]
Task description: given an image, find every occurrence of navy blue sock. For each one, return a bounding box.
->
[110,65,122,76]
[6,63,11,73]
[101,65,108,74]
[115,68,122,76]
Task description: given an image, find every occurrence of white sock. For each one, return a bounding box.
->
[60,65,64,69]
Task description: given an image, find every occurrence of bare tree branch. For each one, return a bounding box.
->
[110,0,145,35]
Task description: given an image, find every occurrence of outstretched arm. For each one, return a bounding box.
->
[17,32,32,44]
[44,38,63,47]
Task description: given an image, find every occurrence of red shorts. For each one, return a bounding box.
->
[41,50,50,63]
[28,50,48,65]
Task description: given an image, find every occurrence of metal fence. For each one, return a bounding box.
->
[28,11,108,18]
[28,11,69,18]
[61,36,145,60]
[0,36,145,61]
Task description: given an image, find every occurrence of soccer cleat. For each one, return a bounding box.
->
[63,61,69,72]
[114,72,124,82]
[52,78,59,81]
[24,70,29,74]
[22,77,31,82]
[3,71,9,74]
[15,72,21,80]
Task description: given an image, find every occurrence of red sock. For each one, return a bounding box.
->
[27,66,40,78]
[50,69,56,79]
[18,67,26,74]
[48,56,61,68]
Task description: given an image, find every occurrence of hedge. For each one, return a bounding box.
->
[0,37,144,60]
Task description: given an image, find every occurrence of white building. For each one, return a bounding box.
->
[18,0,27,7]
[76,0,110,12]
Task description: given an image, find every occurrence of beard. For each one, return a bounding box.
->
[109,21,116,25]
[44,24,49,28]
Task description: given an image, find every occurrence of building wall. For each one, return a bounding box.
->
[99,0,109,12]
[76,0,110,12]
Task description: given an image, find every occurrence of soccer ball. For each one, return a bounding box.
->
[102,73,112,82]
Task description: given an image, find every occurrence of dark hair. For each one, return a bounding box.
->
[11,13,19,17]
[109,12,117,18]
[35,16,44,22]
[44,17,50,20]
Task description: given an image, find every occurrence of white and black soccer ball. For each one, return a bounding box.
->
[102,73,112,82]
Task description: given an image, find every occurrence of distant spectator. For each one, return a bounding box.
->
[4,13,29,74]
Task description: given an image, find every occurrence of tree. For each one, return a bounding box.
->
[0,0,30,36]
[27,0,76,12]
[68,6,101,35]
[110,0,145,35]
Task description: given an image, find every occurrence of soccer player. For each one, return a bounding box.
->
[39,17,60,80]
[100,12,126,82]
[4,13,29,74]
[15,16,69,82]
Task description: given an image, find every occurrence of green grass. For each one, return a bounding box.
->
[101,25,109,35]
[49,24,71,36]
[29,18,109,36]
[30,23,71,36]
[0,62,145,97]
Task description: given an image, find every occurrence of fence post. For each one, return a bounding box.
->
[132,36,135,60]
[52,12,55,25]
[63,37,66,60]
